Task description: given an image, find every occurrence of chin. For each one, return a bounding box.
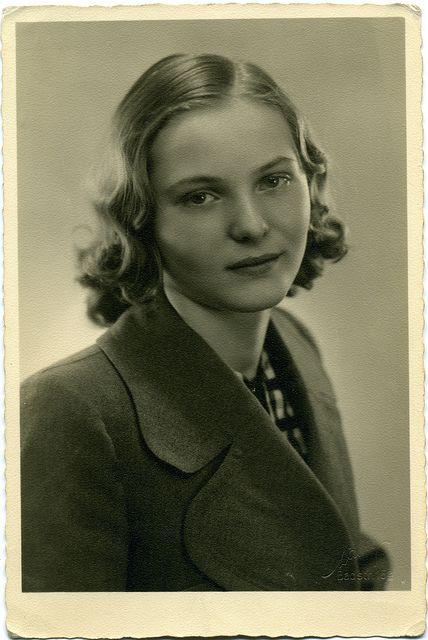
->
[221,288,289,313]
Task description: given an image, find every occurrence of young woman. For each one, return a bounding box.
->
[21,53,388,592]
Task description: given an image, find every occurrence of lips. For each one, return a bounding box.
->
[227,251,284,270]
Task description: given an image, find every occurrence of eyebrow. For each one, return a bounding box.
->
[165,155,296,193]
[256,155,296,174]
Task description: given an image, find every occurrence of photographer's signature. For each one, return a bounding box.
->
[322,545,392,584]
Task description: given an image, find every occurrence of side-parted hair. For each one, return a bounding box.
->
[78,53,347,326]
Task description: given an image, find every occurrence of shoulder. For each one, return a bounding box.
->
[23,343,104,384]
[271,305,321,357]
[22,343,115,401]
[271,305,339,399]
[21,343,132,446]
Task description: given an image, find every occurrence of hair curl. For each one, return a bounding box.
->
[78,53,347,326]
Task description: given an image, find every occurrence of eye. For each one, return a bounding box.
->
[258,174,292,191]
[180,191,217,207]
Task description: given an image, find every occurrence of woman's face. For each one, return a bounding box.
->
[150,98,311,313]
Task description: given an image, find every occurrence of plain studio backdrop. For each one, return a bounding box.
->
[17,18,409,590]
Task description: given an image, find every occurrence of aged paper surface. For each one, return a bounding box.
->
[3,3,425,638]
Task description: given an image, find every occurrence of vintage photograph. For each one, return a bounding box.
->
[4,4,424,638]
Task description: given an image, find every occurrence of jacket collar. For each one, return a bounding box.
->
[97,293,340,481]
[268,307,361,540]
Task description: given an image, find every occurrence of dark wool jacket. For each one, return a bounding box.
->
[21,293,389,592]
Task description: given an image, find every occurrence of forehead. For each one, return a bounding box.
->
[150,99,301,185]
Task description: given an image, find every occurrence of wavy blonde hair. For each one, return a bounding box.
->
[79,53,347,325]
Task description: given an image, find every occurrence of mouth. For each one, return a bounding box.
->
[227,251,284,270]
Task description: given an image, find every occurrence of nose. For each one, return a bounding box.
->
[228,195,268,243]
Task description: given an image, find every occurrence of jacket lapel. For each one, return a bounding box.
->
[98,294,240,472]
[97,295,359,590]
[270,307,361,543]
[272,308,359,542]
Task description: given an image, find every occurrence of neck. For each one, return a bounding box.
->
[163,286,271,380]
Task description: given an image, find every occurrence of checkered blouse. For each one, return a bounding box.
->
[237,346,309,463]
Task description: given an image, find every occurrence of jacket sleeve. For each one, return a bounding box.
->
[21,371,130,591]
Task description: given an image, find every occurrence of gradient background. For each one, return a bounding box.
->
[17,18,409,589]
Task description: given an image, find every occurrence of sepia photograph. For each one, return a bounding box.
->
[4,3,424,638]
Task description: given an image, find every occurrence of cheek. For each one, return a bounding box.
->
[276,189,311,236]
[296,181,311,215]
[155,215,205,270]
[295,186,311,231]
